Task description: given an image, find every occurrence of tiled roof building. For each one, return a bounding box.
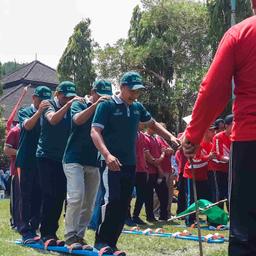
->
[0,60,59,121]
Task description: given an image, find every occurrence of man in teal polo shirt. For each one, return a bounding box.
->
[91,71,179,255]
[16,86,52,244]
[36,81,82,246]
[63,80,112,250]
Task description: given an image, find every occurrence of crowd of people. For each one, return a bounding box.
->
[3,2,256,256]
[3,70,234,255]
[3,71,180,256]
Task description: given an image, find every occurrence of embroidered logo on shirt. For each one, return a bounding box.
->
[113,108,123,116]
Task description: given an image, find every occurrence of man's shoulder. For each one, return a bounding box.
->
[71,100,87,109]
[97,98,116,110]
[6,126,20,138]
[228,16,256,38]
[18,105,36,118]
[12,125,21,133]
[132,100,144,108]
[19,105,32,113]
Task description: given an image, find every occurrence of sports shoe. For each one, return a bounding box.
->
[65,235,82,250]
[111,246,127,256]
[77,237,93,251]
[94,243,113,255]
[22,231,41,245]
[132,216,146,225]
[146,217,158,223]
[42,236,57,247]
[158,216,168,222]
[125,217,137,227]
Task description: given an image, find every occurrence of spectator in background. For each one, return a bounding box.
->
[214,118,225,133]
[175,133,187,215]
[208,114,233,210]
[4,124,21,230]
[155,122,175,219]
[183,126,214,226]
[132,125,148,225]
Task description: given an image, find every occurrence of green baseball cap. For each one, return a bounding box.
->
[33,86,52,100]
[92,80,113,96]
[56,81,77,97]
[120,71,145,90]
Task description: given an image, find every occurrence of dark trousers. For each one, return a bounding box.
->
[229,141,256,256]
[10,174,21,229]
[208,170,229,209]
[95,163,135,247]
[155,177,169,219]
[133,172,147,218]
[185,178,209,226]
[177,173,187,214]
[145,173,157,219]
[19,166,41,235]
[37,158,67,238]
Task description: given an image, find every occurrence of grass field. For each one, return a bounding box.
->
[0,198,229,256]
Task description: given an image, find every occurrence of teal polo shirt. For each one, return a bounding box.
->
[36,98,71,162]
[92,95,152,165]
[16,105,41,169]
[63,100,99,166]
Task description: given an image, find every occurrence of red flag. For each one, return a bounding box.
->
[6,86,29,133]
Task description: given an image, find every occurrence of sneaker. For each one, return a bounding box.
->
[52,235,65,246]
[42,236,57,247]
[125,218,137,227]
[94,243,113,255]
[77,237,93,251]
[22,231,40,245]
[158,216,168,222]
[111,246,127,256]
[132,216,146,225]
[146,217,158,223]
[65,235,82,250]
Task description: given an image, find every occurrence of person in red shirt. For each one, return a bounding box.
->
[182,2,256,254]
[144,127,167,222]
[155,123,174,219]
[175,148,187,215]
[175,133,187,215]
[183,127,213,226]
[208,114,232,210]
[131,129,148,225]
[4,124,21,230]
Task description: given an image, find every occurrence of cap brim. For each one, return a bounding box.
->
[129,84,145,90]
[64,92,77,97]
[40,96,52,100]
[33,93,51,100]
[97,91,113,96]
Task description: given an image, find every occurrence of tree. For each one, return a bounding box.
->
[207,0,252,55]
[2,61,27,76]
[96,0,210,133]
[57,19,96,96]
[0,61,9,170]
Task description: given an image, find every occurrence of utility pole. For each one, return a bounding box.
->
[231,0,236,100]
[231,0,237,26]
